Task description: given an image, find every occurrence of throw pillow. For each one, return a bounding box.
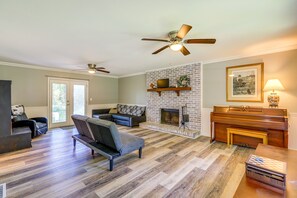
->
[131,106,146,116]
[117,104,126,114]
[109,108,117,114]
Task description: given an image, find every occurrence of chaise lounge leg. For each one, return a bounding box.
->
[91,149,94,156]
[139,147,142,158]
[73,139,76,147]
[109,159,114,171]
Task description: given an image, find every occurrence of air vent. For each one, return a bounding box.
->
[0,183,6,198]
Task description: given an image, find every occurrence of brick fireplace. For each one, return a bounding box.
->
[140,63,201,138]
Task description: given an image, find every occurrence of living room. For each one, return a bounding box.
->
[1,1,297,198]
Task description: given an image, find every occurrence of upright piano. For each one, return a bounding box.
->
[210,106,288,148]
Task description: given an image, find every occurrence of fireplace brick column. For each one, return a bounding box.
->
[146,63,201,131]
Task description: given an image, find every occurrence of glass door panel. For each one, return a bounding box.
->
[52,83,67,123]
[73,84,86,115]
[49,78,88,128]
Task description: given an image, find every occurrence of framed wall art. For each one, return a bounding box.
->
[226,63,264,102]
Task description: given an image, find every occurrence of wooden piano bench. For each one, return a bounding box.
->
[227,128,268,147]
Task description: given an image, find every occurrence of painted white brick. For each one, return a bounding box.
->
[146,63,201,131]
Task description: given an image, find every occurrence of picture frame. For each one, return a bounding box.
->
[226,63,264,102]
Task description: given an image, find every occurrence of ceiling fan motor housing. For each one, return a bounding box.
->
[168,31,182,43]
[88,64,96,69]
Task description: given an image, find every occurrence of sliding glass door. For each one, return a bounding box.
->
[49,78,88,128]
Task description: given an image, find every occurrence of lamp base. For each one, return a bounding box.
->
[267,93,279,108]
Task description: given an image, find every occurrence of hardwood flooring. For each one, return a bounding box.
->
[0,126,254,198]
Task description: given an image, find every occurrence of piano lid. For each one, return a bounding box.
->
[213,105,287,117]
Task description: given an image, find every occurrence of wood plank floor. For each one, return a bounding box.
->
[0,126,254,198]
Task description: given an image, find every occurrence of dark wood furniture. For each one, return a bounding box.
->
[0,80,31,154]
[210,106,288,148]
[235,144,297,197]
[147,87,191,96]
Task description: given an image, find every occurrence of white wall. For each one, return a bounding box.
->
[288,113,297,150]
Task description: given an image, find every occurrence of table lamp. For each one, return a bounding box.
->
[264,79,284,108]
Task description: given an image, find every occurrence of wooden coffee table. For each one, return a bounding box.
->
[234,144,297,198]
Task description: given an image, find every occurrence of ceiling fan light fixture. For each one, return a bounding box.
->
[88,69,96,74]
[170,42,183,51]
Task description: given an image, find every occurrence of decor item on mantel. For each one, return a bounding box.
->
[264,79,284,108]
[177,75,190,87]
[149,83,155,89]
[157,78,169,88]
[226,63,264,102]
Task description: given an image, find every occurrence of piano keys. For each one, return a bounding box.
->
[210,106,288,148]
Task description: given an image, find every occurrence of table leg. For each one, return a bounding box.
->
[227,131,230,146]
[263,136,268,145]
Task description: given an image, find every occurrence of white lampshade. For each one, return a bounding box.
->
[170,43,183,51]
[264,79,284,92]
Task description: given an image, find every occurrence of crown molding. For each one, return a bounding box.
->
[119,72,146,78]
[203,44,297,65]
[0,61,119,78]
[145,61,202,73]
[1,44,297,79]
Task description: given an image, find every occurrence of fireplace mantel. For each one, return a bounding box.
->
[147,87,191,96]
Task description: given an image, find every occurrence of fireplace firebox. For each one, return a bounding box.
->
[160,108,179,126]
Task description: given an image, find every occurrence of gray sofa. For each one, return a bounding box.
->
[71,114,145,171]
[92,104,146,127]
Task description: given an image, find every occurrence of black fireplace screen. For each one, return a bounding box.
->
[160,108,179,126]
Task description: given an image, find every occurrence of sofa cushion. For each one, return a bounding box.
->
[119,132,145,155]
[93,114,112,120]
[71,114,94,140]
[87,118,123,152]
[36,122,47,129]
[112,114,133,121]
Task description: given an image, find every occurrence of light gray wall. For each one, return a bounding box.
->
[203,49,297,112]
[0,65,118,106]
[118,74,146,105]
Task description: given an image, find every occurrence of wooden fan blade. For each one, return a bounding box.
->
[142,38,170,42]
[180,46,190,56]
[96,67,105,70]
[184,39,216,44]
[96,69,110,73]
[177,24,192,39]
[152,45,170,54]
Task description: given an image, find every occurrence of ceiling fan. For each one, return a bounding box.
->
[141,24,216,56]
[86,64,110,74]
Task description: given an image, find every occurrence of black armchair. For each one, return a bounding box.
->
[11,105,48,138]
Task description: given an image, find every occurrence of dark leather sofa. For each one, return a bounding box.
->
[92,104,146,127]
